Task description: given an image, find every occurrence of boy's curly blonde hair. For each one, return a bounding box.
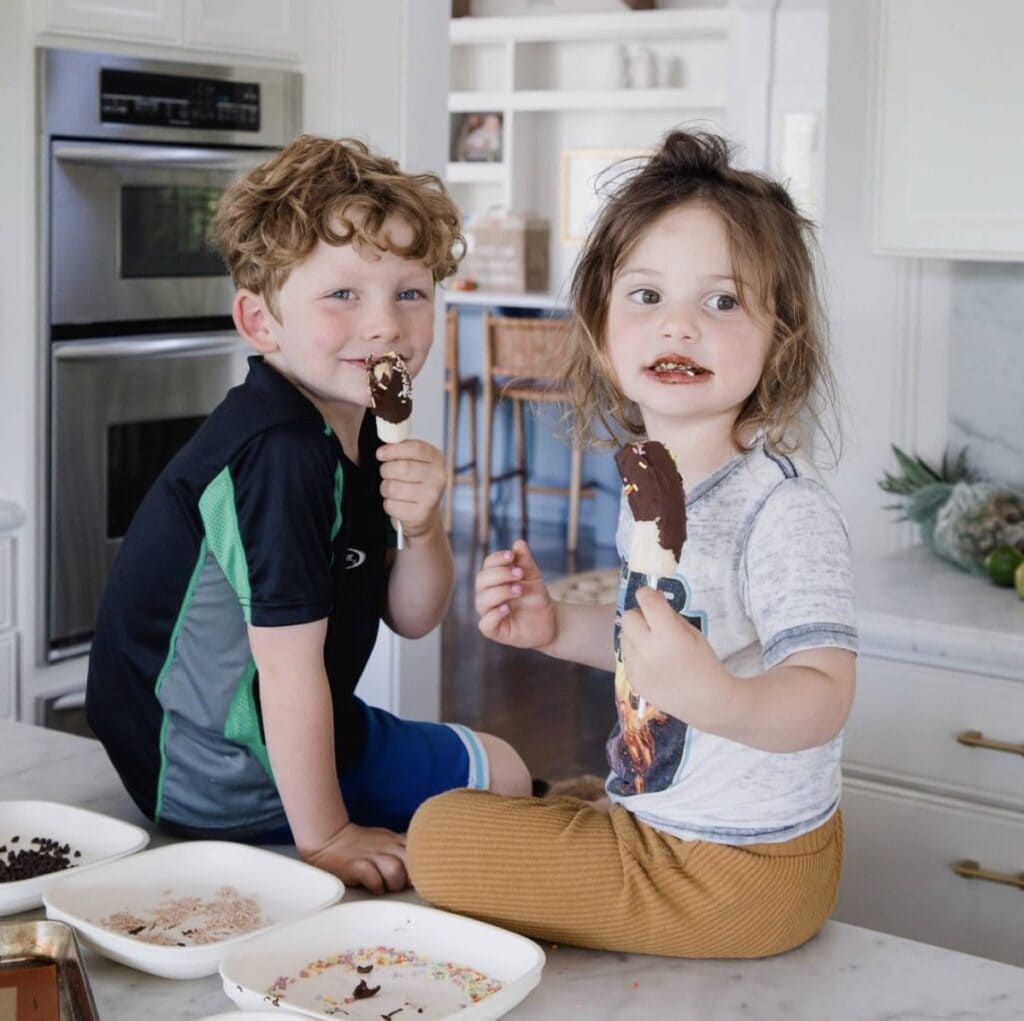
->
[209,134,464,318]
[566,130,838,457]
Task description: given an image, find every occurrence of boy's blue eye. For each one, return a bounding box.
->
[329,289,355,300]
[707,293,739,312]
[628,288,660,305]
[398,288,427,301]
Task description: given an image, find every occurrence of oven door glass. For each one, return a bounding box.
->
[49,141,272,326]
[120,185,225,278]
[48,333,250,659]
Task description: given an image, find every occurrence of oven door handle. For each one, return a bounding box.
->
[52,141,273,171]
[54,336,247,361]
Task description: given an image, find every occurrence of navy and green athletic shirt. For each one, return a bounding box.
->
[86,356,391,836]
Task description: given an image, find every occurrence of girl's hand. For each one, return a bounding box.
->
[305,821,408,895]
[620,586,735,728]
[475,539,557,649]
[377,440,446,540]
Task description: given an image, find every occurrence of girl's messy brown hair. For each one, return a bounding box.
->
[566,130,838,457]
[210,134,464,319]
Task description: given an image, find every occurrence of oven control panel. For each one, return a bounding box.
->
[100,69,260,132]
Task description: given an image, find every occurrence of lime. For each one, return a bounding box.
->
[1016,560,1024,599]
[985,546,1024,587]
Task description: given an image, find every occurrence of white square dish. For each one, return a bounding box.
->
[43,841,344,979]
[0,800,150,916]
[220,900,545,1021]
[197,1014,286,1020]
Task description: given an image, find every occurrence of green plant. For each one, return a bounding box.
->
[878,445,1024,573]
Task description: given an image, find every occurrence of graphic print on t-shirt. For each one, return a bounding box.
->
[607,566,706,796]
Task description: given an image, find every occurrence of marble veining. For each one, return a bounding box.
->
[948,261,1024,491]
[2,720,1023,1019]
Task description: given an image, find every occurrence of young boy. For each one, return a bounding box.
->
[86,135,530,893]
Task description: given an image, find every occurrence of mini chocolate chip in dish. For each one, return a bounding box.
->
[0,835,80,883]
[0,801,149,917]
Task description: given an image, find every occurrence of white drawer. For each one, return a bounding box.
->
[844,655,1024,810]
[0,536,12,631]
[0,631,17,720]
[835,777,1024,967]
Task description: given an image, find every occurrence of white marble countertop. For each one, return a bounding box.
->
[854,545,1024,680]
[2,721,1023,1019]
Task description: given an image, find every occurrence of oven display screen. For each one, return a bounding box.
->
[120,185,226,278]
[100,69,260,131]
[107,416,206,539]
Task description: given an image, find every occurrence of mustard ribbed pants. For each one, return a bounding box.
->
[407,789,843,959]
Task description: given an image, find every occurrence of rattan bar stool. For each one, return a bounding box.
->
[443,307,479,532]
[480,313,595,551]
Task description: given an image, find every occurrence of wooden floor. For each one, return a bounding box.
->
[443,512,619,782]
[48,512,621,784]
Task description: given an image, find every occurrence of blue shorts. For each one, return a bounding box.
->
[254,697,489,842]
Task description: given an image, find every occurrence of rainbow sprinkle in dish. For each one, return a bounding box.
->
[263,944,503,1018]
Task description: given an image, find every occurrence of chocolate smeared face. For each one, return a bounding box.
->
[615,441,686,559]
[366,352,412,424]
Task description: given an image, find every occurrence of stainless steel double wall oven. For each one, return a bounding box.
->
[42,48,301,660]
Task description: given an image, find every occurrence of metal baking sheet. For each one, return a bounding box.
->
[0,919,99,1020]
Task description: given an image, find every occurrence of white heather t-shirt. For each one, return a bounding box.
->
[605,442,858,845]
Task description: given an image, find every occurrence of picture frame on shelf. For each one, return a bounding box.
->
[450,112,504,163]
[560,148,649,245]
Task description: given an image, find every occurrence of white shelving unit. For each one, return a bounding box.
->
[446,8,731,298]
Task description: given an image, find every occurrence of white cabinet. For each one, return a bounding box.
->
[839,777,1024,967]
[873,0,1024,260]
[835,549,1024,967]
[39,0,301,60]
[40,0,182,44]
[447,9,731,296]
[184,0,301,60]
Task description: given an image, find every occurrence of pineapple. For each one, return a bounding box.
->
[878,446,1024,574]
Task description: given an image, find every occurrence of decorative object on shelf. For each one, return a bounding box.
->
[560,148,648,244]
[450,111,503,163]
[626,44,657,88]
[878,445,1024,575]
[462,212,550,293]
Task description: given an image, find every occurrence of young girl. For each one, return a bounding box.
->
[407,131,857,958]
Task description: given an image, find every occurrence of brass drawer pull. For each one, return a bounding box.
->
[952,860,1024,890]
[955,730,1024,756]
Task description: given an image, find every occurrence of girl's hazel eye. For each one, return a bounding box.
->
[329,289,355,300]
[628,288,660,305]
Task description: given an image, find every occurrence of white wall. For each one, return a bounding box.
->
[303,0,451,721]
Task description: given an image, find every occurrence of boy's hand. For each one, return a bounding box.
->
[476,539,557,650]
[377,440,446,540]
[620,586,735,727]
[306,821,408,895]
